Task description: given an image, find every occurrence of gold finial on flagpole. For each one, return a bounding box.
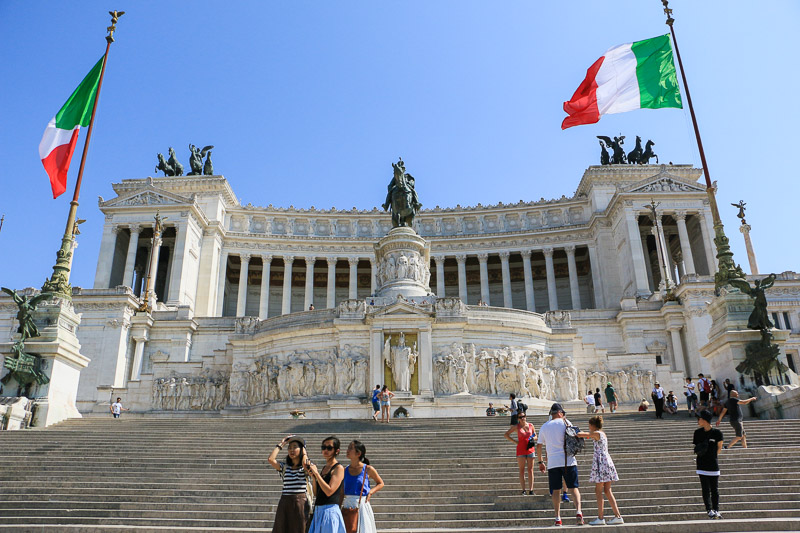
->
[661,0,674,26]
[107,11,125,43]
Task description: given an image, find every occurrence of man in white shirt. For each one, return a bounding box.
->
[110,397,129,419]
[536,403,583,526]
[583,390,594,414]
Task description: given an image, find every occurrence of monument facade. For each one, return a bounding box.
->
[2,162,798,418]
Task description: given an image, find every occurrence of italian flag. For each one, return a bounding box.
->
[39,57,105,198]
[561,35,682,130]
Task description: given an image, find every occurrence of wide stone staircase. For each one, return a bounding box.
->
[1,412,799,532]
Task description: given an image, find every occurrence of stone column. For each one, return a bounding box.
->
[236,253,251,316]
[122,225,141,288]
[521,250,535,311]
[130,333,148,381]
[625,209,651,294]
[642,231,655,291]
[282,255,294,314]
[674,211,696,276]
[656,217,674,287]
[304,257,316,309]
[543,247,558,311]
[478,253,491,305]
[94,225,120,288]
[370,258,377,295]
[434,256,446,298]
[146,229,163,304]
[326,257,337,308]
[668,327,687,373]
[215,251,229,316]
[587,244,604,309]
[651,227,668,290]
[348,257,359,299]
[418,327,434,396]
[565,245,581,310]
[698,211,717,274]
[167,222,188,304]
[259,255,272,319]
[499,251,512,308]
[739,223,760,275]
[456,254,467,302]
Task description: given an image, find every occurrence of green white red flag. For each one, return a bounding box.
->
[561,35,682,129]
[39,57,105,198]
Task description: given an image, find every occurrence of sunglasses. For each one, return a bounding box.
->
[320,445,336,451]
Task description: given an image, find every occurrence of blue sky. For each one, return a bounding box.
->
[1,1,798,290]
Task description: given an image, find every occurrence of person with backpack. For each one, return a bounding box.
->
[536,403,584,526]
[504,411,537,495]
[268,435,313,533]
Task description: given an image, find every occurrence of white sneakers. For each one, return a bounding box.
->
[589,516,624,526]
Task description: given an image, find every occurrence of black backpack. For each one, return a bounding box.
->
[564,422,585,460]
[517,401,528,413]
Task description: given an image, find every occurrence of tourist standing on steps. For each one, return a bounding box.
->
[306,436,346,533]
[723,378,735,401]
[697,373,711,408]
[651,382,665,419]
[604,382,619,413]
[342,440,384,533]
[536,403,584,526]
[371,385,381,421]
[584,390,595,414]
[716,389,757,449]
[578,416,624,526]
[593,388,605,413]
[379,386,394,423]
[684,377,698,416]
[507,393,519,426]
[268,435,311,533]
[694,411,724,520]
[110,397,129,418]
[504,411,537,495]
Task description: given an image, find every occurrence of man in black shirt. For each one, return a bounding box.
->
[694,410,724,519]
[716,389,757,449]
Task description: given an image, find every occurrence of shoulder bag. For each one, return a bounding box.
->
[342,464,368,533]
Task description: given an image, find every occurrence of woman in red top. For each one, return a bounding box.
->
[504,412,537,495]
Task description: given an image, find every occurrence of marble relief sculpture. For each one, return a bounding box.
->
[433,343,656,402]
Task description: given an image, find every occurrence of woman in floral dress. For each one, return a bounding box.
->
[578,416,624,526]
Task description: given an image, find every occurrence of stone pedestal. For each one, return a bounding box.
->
[374,227,432,298]
[700,292,790,387]
[0,300,90,427]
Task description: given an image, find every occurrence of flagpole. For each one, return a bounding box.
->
[42,11,124,297]
[661,0,744,292]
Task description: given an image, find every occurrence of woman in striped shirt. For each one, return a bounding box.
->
[268,435,311,533]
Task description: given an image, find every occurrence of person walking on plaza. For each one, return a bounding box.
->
[651,382,665,419]
[717,390,757,449]
[306,436,346,533]
[342,440,384,533]
[268,435,312,533]
[371,385,381,421]
[536,403,584,526]
[694,411,724,519]
[505,411,537,495]
[604,382,619,413]
[578,416,624,526]
[684,377,698,416]
[593,388,605,413]
[379,386,394,423]
[110,397,129,418]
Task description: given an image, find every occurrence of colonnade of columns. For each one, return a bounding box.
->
[630,209,715,293]
[432,246,598,312]
[218,254,378,319]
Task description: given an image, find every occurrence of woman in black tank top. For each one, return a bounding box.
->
[305,436,346,533]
